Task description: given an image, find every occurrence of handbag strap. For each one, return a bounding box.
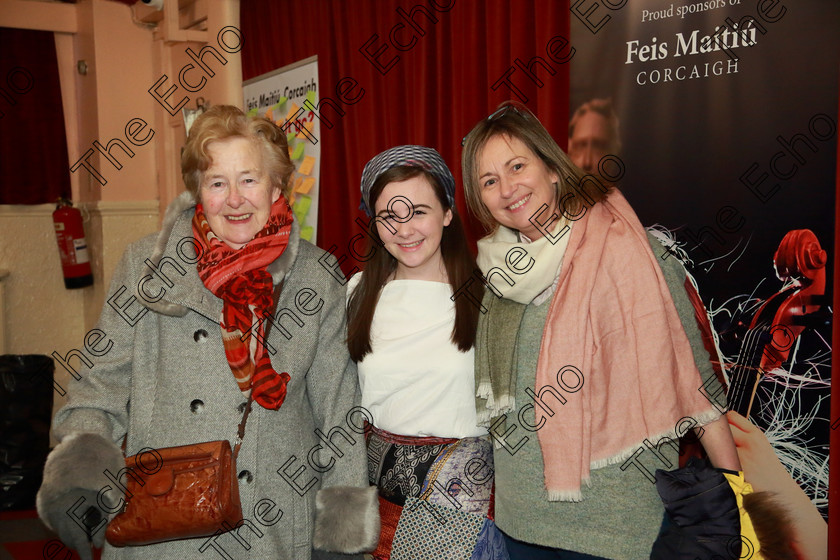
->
[233,391,253,459]
[233,280,283,460]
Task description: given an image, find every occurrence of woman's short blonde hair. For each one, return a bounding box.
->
[181,105,294,200]
[461,101,609,232]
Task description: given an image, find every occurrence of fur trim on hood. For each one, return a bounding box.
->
[134,191,301,317]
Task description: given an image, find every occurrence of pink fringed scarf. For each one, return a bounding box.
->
[192,196,293,411]
[534,190,720,500]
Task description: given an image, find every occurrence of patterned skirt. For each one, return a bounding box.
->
[366,424,509,560]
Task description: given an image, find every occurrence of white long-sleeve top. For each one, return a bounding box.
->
[348,273,487,438]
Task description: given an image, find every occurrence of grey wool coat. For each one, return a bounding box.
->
[46,192,371,560]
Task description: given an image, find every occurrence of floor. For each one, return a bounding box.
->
[0,509,82,560]
[0,511,375,559]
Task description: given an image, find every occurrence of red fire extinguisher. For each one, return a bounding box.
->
[52,198,93,289]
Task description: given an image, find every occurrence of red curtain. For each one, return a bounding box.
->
[0,27,70,205]
[241,0,571,258]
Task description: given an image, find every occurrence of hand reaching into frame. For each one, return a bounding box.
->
[727,411,827,560]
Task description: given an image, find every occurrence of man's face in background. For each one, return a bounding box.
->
[568,110,612,175]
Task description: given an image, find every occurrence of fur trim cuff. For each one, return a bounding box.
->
[36,432,125,531]
[313,485,379,553]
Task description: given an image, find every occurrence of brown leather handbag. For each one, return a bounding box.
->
[105,394,253,546]
[106,284,279,547]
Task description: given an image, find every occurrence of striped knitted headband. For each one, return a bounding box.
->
[359,145,456,217]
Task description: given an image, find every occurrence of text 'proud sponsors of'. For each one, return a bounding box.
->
[572,0,789,86]
[625,0,773,86]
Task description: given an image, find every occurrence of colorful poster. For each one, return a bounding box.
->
[243,55,321,243]
[570,0,837,553]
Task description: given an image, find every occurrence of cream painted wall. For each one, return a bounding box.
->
[0,206,87,360]
[0,202,158,389]
[0,0,241,437]
[0,202,159,447]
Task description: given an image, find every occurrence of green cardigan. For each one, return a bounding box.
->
[487,234,727,559]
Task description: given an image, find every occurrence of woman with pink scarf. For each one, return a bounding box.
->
[460,102,743,559]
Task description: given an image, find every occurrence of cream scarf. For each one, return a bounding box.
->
[475,218,572,305]
[474,216,572,423]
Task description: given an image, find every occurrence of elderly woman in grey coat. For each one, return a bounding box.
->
[37,105,379,560]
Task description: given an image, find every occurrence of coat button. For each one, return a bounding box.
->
[193,329,208,342]
[238,470,253,484]
[190,399,204,413]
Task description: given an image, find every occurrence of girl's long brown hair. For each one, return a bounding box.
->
[347,166,484,362]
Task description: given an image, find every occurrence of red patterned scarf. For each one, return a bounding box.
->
[192,196,294,410]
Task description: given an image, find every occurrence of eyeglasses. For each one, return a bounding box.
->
[486,103,522,121]
[461,102,526,146]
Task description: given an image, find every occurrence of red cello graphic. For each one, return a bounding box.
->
[726,229,828,418]
[724,229,830,560]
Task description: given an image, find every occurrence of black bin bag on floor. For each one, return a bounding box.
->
[0,354,55,510]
